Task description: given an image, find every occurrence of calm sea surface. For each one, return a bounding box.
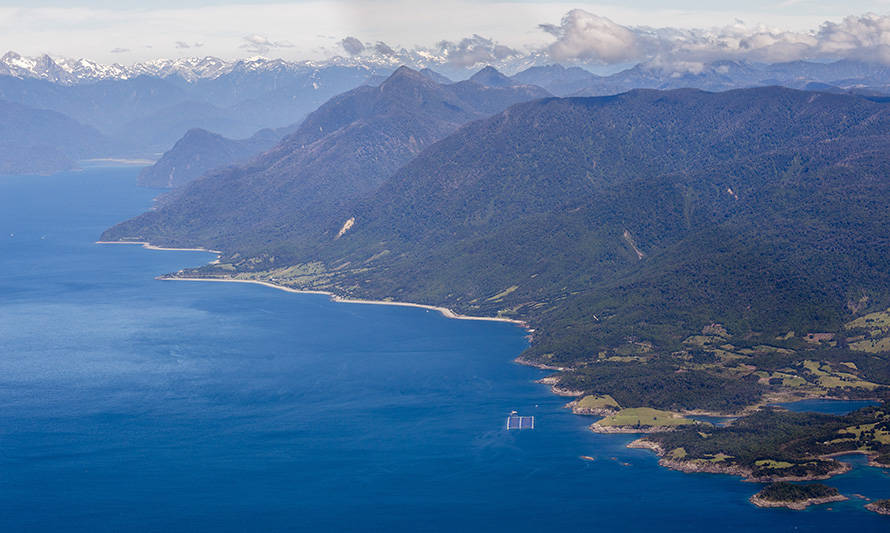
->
[0,167,888,532]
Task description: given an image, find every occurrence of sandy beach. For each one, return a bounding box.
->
[165,276,529,327]
[96,241,223,254]
[96,240,527,327]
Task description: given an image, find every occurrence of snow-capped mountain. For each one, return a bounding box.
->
[0,49,545,85]
[0,51,323,85]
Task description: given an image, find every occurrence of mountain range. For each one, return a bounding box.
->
[515,59,890,97]
[103,82,890,414]
[5,48,890,175]
[6,50,890,97]
[103,66,549,252]
[0,52,391,159]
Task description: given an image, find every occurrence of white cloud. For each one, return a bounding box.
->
[1,3,889,69]
[434,34,520,67]
[815,13,890,62]
[540,11,642,63]
[240,34,295,55]
[340,36,365,56]
[538,10,890,67]
[374,41,397,57]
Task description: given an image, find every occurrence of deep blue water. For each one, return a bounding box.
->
[778,399,880,415]
[0,167,888,532]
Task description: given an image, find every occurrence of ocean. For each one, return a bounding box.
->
[0,166,887,532]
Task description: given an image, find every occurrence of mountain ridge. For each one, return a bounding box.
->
[0,99,109,174]
[102,66,551,254]
[138,127,283,188]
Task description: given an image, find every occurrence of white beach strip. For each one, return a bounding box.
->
[96,240,528,327]
[95,241,223,254]
[165,277,528,326]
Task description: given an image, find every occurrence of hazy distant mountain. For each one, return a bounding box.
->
[7,48,890,175]
[102,66,550,253]
[419,68,452,84]
[0,53,390,156]
[0,51,369,85]
[510,64,600,95]
[0,99,107,174]
[512,59,890,97]
[468,66,514,87]
[138,128,282,188]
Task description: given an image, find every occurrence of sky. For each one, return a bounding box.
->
[1,1,890,67]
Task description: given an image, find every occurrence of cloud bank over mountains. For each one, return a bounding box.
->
[4,8,890,78]
[324,11,890,74]
[539,10,890,72]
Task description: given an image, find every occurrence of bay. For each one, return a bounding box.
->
[0,167,887,532]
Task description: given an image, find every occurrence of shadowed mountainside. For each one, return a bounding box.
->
[103,66,550,255]
[137,128,282,188]
[0,99,108,174]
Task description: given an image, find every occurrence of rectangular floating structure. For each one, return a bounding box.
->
[506,414,535,430]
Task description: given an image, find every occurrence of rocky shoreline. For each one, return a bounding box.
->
[627,438,853,482]
[534,376,585,396]
[865,500,890,516]
[749,493,848,511]
[591,423,681,434]
[513,356,567,372]
[822,450,890,469]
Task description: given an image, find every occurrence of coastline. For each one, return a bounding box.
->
[97,240,529,328]
[626,437,854,482]
[97,239,887,487]
[514,356,566,372]
[865,501,890,516]
[163,276,529,327]
[749,493,848,511]
[96,241,223,254]
[821,450,890,469]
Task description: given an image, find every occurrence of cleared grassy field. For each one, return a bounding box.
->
[575,394,619,410]
[847,309,890,331]
[596,407,696,427]
[755,459,794,469]
[801,360,881,390]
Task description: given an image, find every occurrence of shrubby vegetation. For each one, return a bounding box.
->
[755,482,839,503]
[647,405,890,478]
[557,360,763,412]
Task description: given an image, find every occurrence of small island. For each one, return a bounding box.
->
[750,482,847,510]
[866,499,890,516]
[865,500,890,516]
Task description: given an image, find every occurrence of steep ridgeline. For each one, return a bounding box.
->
[102,66,550,255]
[144,87,890,414]
[323,88,890,364]
[0,99,108,174]
[138,128,282,188]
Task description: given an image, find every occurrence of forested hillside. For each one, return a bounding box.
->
[102,67,549,255]
[106,86,890,414]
